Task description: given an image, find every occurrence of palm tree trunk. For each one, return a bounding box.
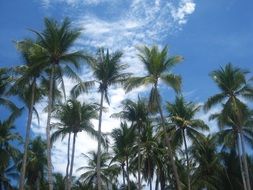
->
[137,126,141,190]
[122,163,126,187]
[240,132,251,190]
[36,176,40,190]
[237,133,247,190]
[182,129,191,190]
[96,90,104,190]
[155,173,159,190]
[65,133,71,190]
[156,99,181,190]
[68,132,77,190]
[19,78,36,190]
[46,65,55,190]
[148,161,152,190]
[126,155,131,190]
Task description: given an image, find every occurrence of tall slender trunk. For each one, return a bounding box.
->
[148,160,152,190]
[36,175,40,190]
[155,172,159,190]
[46,65,55,190]
[240,132,251,190]
[68,132,77,190]
[19,78,36,190]
[65,133,71,190]
[237,133,247,190]
[96,90,104,190]
[137,126,141,190]
[155,90,181,190]
[126,155,131,190]
[182,129,191,190]
[122,163,126,187]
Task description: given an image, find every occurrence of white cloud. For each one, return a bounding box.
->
[171,0,196,25]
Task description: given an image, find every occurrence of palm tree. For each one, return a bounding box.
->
[26,136,47,190]
[11,41,46,190]
[0,113,21,190]
[190,135,223,190]
[139,123,162,190]
[77,150,120,189]
[51,98,99,190]
[212,104,253,190]
[167,96,209,190]
[0,113,21,178]
[111,122,136,190]
[0,67,20,113]
[28,17,89,190]
[204,63,253,190]
[0,162,19,190]
[53,173,66,190]
[71,48,130,190]
[113,97,149,189]
[125,45,182,190]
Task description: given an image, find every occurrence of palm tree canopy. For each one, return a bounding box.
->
[124,45,182,111]
[0,67,20,112]
[51,99,98,141]
[204,63,253,111]
[71,48,130,104]
[113,98,149,129]
[125,45,182,92]
[77,150,120,188]
[0,113,21,171]
[111,122,135,163]
[26,136,47,186]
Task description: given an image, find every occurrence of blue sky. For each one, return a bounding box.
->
[1,0,253,184]
[1,0,253,101]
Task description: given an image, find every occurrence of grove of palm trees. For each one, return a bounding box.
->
[0,17,253,190]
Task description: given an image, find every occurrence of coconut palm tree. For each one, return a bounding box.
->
[190,135,223,190]
[139,123,162,190]
[0,67,20,113]
[204,63,253,190]
[0,113,21,178]
[211,103,253,190]
[167,96,209,190]
[77,150,120,189]
[26,136,47,190]
[28,17,89,190]
[71,48,130,190]
[53,173,66,190]
[10,41,47,190]
[111,122,136,190]
[124,45,182,190]
[0,113,21,190]
[51,98,99,190]
[113,97,149,189]
[0,162,19,190]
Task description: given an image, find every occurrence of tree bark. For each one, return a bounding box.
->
[148,160,152,190]
[68,132,77,190]
[46,65,55,190]
[126,155,131,190]
[137,126,141,190]
[36,175,40,190]
[65,133,71,190]
[96,90,104,190]
[237,133,247,190]
[19,78,36,190]
[183,129,191,190]
[240,132,251,190]
[156,95,181,190]
[122,163,126,187]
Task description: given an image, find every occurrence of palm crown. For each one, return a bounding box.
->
[125,45,182,111]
